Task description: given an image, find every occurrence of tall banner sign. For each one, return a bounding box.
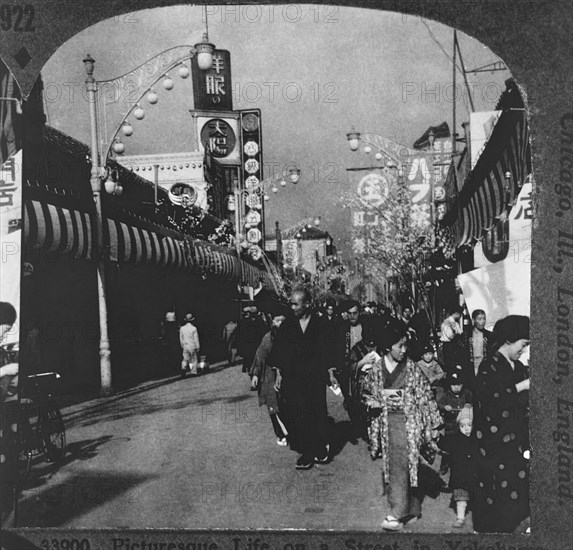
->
[347,167,396,255]
[406,136,453,225]
[0,60,22,524]
[192,50,233,111]
[239,109,264,261]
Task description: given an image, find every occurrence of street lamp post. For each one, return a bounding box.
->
[82,39,215,396]
[83,54,112,395]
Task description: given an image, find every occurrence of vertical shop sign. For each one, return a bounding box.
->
[192,50,233,111]
[239,109,264,260]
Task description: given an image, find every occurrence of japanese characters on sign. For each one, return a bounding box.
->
[348,168,394,256]
[405,137,452,209]
[474,182,533,268]
[246,227,262,244]
[244,158,259,174]
[245,175,260,190]
[200,118,237,158]
[244,210,261,227]
[197,114,241,164]
[244,141,259,157]
[0,155,18,209]
[192,50,233,111]
[239,109,264,259]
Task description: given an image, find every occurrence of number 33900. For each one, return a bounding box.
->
[1,5,36,31]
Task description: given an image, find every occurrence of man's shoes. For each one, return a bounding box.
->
[402,514,421,526]
[295,455,314,470]
[381,516,403,531]
[276,437,288,447]
[314,444,330,464]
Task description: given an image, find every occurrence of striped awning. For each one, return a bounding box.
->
[107,218,191,270]
[441,110,530,247]
[24,200,93,260]
[24,199,273,288]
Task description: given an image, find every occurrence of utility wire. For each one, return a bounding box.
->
[421,19,465,75]
[421,19,471,117]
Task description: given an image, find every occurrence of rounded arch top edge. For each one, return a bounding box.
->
[1,0,570,102]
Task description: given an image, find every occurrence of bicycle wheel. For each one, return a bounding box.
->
[39,401,66,463]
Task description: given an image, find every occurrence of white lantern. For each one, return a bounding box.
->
[122,121,133,137]
[194,34,215,70]
[112,139,125,154]
[104,177,117,195]
[375,152,383,161]
[347,127,361,151]
[163,76,174,90]
[147,89,158,104]
[272,186,278,193]
[364,145,372,154]
[114,185,123,196]
[178,64,190,79]
[279,179,287,187]
[134,106,145,120]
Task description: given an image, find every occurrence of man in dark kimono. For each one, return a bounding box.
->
[269,288,341,470]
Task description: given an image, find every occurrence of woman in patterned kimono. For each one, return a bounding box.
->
[361,320,442,531]
[472,315,530,533]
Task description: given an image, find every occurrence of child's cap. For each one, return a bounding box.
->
[422,344,434,355]
[457,405,473,424]
[447,370,465,385]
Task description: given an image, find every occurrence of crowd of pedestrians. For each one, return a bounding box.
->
[232,290,530,534]
[152,291,530,534]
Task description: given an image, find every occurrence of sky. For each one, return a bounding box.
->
[41,4,510,258]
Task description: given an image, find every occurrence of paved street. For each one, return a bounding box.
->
[16,361,473,533]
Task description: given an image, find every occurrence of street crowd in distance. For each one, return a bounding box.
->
[186,289,531,534]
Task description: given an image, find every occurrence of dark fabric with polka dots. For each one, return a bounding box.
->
[472,352,529,533]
